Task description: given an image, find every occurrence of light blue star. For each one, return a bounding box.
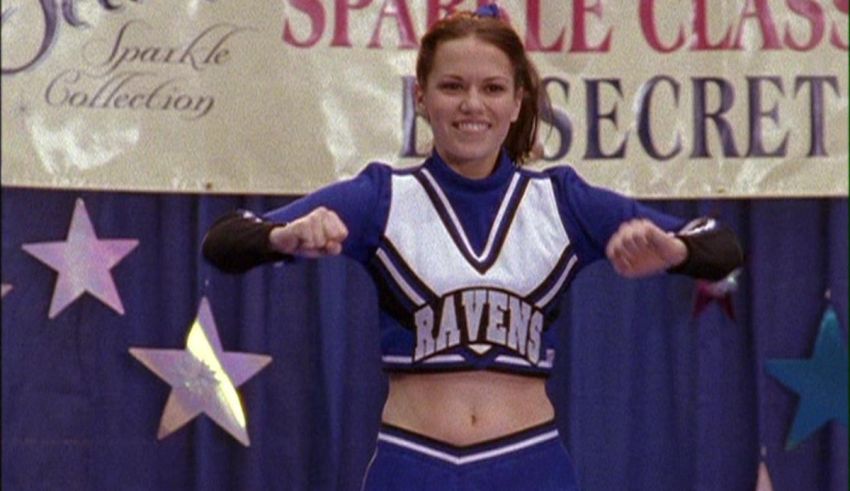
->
[765,307,848,449]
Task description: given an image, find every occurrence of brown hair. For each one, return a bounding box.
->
[416,11,543,165]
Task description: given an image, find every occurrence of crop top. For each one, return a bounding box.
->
[202,151,742,377]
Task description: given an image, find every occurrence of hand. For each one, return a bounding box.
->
[605,219,688,278]
[268,207,348,258]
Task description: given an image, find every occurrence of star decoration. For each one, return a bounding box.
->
[755,460,775,491]
[21,198,138,319]
[765,307,848,449]
[692,268,740,320]
[129,297,272,446]
[2,283,12,298]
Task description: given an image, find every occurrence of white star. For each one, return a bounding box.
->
[22,198,139,319]
[755,460,775,491]
[1,283,12,298]
[130,297,272,446]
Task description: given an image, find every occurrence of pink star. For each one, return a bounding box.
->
[692,268,740,321]
[755,459,775,491]
[130,297,272,446]
[1,283,12,298]
[22,198,138,319]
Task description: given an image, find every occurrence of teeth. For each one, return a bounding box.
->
[457,122,488,131]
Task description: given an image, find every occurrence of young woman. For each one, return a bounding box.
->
[203,6,742,490]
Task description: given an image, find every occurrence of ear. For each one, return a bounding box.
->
[510,87,524,122]
[414,82,426,117]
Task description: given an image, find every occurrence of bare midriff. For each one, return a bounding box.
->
[381,371,555,446]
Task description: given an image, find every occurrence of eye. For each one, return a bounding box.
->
[438,81,464,92]
[484,83,508,94]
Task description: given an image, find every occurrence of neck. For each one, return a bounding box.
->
[443,153,501,179]
[447,162,493,179]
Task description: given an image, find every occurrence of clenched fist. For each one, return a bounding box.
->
[268,207,349,258]
[605,219,688,278]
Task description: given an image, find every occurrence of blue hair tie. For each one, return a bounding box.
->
[474,4,502,19]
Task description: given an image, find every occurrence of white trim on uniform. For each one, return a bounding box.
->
[424,354,466,363]
[420,169,520,262]
[493,355,531,366]
[376,430,561,466]
[534,255,578,308]
[494,355,554,369]
[381,354,466,364]
[376,249,426,306]
[381,355,413,364]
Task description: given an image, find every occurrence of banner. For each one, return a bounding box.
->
[1,0,847,197]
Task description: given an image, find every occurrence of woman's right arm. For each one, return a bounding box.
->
[202,162,390,274]
[267,206,348,258]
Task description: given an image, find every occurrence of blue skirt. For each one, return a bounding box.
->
[361,421,580,491]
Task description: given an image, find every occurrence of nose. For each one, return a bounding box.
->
[459,88,484,113]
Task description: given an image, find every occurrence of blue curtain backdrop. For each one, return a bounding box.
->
[1,187,846,491]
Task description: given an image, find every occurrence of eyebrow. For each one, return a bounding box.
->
[437,74,512,83]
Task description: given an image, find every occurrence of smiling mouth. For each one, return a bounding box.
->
[453,121,490,133]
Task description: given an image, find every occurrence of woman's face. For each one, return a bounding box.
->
[416,36,523,178]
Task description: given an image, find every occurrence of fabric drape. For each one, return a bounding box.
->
[2,188,846,490]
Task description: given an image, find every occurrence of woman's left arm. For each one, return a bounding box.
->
[606,217,743,280]
[550,165,743,281]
